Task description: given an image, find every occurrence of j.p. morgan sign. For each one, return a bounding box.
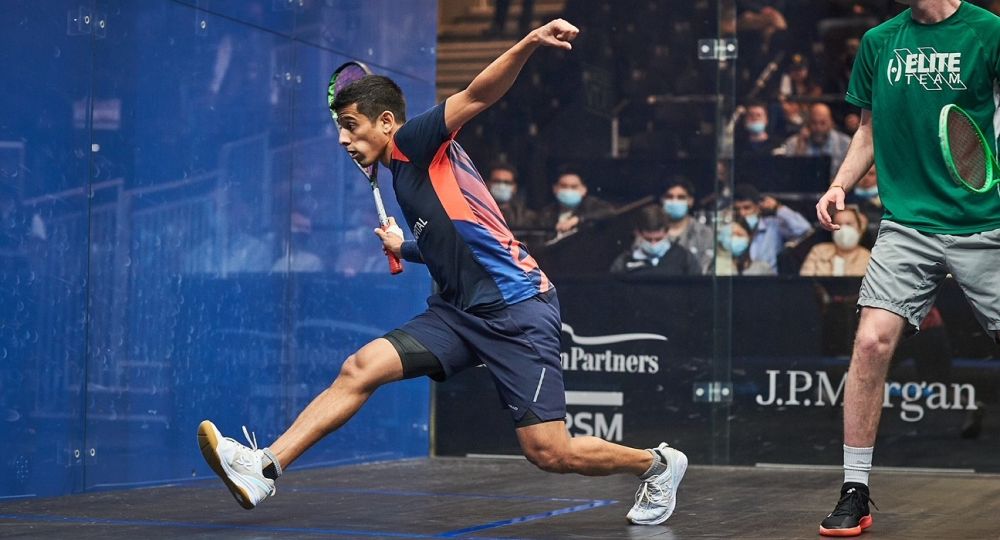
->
[756,369,978,422]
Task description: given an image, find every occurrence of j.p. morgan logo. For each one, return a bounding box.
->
[755,370,977,423]
[886,48,966,91]
[560,323,665,374]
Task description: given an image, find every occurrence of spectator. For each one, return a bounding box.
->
[184,198,272,274]
[272,210,323,273]
[736,101,781,157]
[733,183,812,273]
[779,53,823,99]
[778,103,853,178]
[486,162,538,231]
[715,217,775,276]
[537,168,614,241]
[488,0,535,37]
[774,97,807,138]
[842,112,861,136]
[0,183,45,253]
[661,178,715,273]
[800,205,870,276]
[736,2,789,98]
[610,205,701,276]
[846,165,882,242]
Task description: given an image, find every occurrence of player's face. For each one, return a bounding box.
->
[336,104,390,166]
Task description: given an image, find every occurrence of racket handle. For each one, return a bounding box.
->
[386,250,403,275]
[381,224,404,275]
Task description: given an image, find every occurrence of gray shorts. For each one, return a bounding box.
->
[859,219,1000,334]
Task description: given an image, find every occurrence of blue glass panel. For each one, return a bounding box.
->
[281,43,436,467]
[294,0,437,84]
[174,0,296,37]
[83,0,296,489]
[0,0,92,498]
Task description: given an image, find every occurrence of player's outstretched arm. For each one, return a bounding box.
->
[816,108,874,231]
[443,18,579,133]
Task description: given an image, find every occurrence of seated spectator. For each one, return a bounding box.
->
[715,217,775,276]
[184,199,272,274]
[485,162,538,231]
[777,103,852,178]
[661,178,715,273]
[779,53,823,99]
[774,97,806,138]
[733,183,812,273]
[272,210,323,273]
[736,101,781,157]
[846,165,882,242]
[610,205,701,276]
[800,205,871,276]
[537,167,615,241]
[842,112,861,136]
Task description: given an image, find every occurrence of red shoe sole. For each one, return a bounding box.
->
[819,515,872,537]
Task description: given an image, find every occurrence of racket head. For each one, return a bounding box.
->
[328,61,373,123]
[939,104,997,193]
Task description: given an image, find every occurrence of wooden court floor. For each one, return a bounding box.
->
[2,457,998,539]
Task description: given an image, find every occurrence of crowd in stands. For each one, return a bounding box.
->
[456,1,1000,278]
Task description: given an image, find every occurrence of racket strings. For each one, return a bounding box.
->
[947,110,989,189]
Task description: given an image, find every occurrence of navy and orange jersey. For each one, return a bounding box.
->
[388,103,553,313]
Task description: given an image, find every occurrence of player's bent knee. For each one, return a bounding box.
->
[338,352,380,391]
[523,445,573,474]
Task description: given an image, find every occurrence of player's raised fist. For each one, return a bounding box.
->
[532,19,579,50]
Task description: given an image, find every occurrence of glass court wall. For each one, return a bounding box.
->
[0,0,436,498]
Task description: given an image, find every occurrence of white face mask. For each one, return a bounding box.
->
[833,226,861,250]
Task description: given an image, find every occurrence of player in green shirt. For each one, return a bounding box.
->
[815,1,1000,536]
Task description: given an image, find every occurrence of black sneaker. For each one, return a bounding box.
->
[819,482,876,537]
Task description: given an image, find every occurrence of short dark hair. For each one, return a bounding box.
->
[555,164,584,185]
[733,183,761,204]
[332,75,406,123]
[664,176,695,198]
[635,204,669,231]
[488,161,517,180]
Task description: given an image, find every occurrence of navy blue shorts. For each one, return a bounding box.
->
[384,289,566,425]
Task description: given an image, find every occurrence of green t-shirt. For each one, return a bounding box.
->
[847,1,1000,234]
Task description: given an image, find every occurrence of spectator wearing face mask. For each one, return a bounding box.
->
[538,167,614,241]
[845,165,882,243]
[778,103,852,179]
[610,205,701,276]
[661,178,714,273]
[715,217,774,276]
[800,205,871,277]
[736,101,782,157]
[485,162,538,231]
[732,183,812,273]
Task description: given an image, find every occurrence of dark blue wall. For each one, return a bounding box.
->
[0,0,436,498]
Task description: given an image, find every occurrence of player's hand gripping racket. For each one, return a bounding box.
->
[328,61,403,274]
[940,104,1000,193]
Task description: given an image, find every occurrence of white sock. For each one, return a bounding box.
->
[843,444,873,486]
